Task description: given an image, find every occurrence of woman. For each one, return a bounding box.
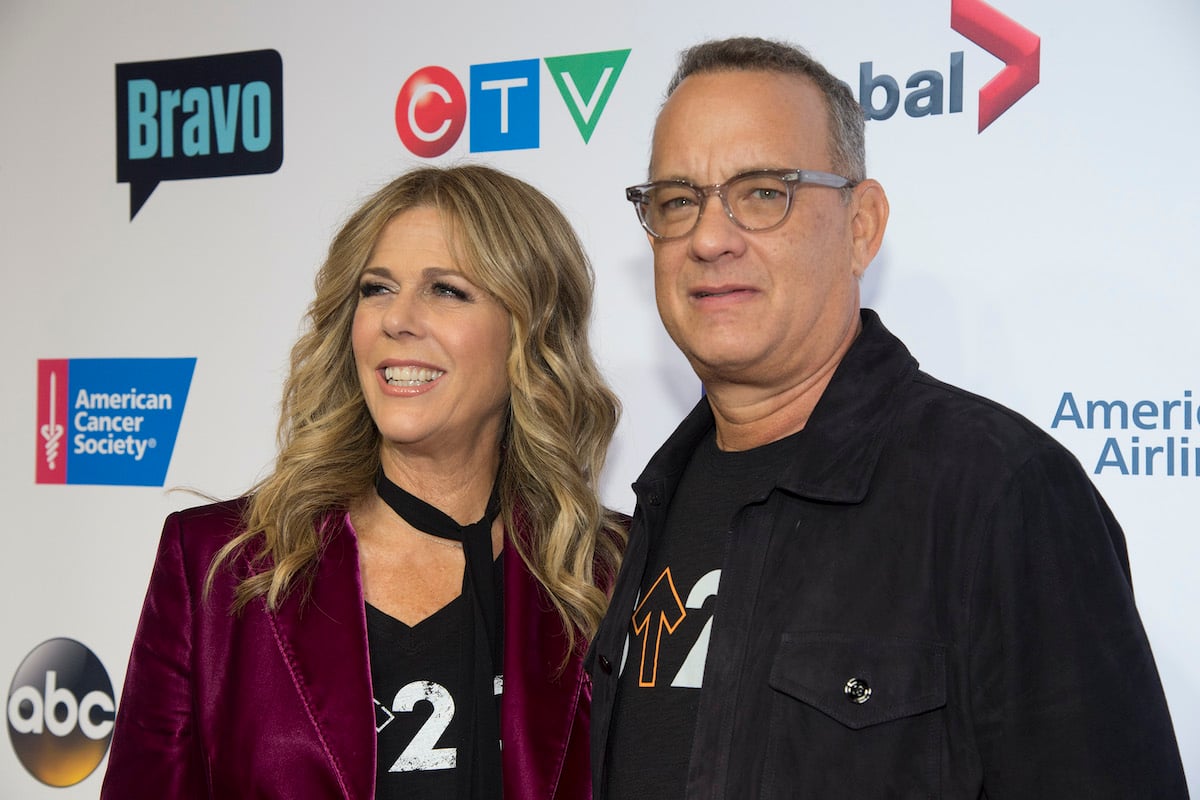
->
[100,165,624,799]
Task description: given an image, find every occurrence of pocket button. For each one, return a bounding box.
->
[844,677,872,704]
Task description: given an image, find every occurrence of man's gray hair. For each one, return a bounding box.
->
[666,37,866,183]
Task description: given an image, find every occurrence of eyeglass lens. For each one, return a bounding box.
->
[641,173,791,238]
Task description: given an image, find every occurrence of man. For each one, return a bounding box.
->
[587,37,1189,798]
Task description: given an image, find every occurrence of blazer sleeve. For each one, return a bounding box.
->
[100,511,209,798]
[968,443,1189,798]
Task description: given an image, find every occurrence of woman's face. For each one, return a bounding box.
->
[352,207,511,460]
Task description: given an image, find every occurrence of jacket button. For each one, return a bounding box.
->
[598,655,612,674]
[844,677,871,704]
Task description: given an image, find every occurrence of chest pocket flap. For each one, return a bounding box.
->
[768,632,947,730]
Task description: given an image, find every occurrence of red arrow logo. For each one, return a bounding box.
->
[631,568,687,687]
[951,0,1041,132]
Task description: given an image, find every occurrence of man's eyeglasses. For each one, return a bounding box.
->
[625,169,857,240]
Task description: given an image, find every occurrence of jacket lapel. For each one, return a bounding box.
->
[265,510,586,799]
[501,524,584,800]
[268,513,376,800]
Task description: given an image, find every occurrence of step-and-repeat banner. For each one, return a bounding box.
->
[3,0,1197,793]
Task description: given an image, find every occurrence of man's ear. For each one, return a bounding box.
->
[849,179,889,278]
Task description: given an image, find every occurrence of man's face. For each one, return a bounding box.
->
[648,70,878,392]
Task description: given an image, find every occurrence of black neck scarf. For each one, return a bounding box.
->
[374,470,504,799]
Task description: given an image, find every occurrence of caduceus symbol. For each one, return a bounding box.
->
[40,371,64,470]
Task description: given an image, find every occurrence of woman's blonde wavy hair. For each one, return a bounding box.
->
[206,164,624,648]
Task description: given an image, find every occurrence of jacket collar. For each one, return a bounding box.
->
[266,513,376,800]
[633,309,918,508]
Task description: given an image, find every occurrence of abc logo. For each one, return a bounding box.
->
[7,638,115,787]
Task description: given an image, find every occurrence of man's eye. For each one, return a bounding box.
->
[657,193,696,212]
[737,183,786,203]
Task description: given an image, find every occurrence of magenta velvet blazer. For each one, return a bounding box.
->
[100,499,593,799]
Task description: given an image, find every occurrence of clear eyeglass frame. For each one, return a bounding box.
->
[625,168,857,240]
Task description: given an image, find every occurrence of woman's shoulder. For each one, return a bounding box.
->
[507,503,629,545]
[166,496,249,532]
[156,496,253,561]
[162,497,353,568]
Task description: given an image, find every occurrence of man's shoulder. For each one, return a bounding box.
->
[897,369,1075,471]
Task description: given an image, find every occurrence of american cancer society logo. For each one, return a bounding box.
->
[35,358,195,486]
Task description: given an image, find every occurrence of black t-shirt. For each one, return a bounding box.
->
[368,557,503,800]
[607,428,800,799]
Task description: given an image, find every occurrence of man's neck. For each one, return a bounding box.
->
[704,368,834,451]
[703,316,861,452]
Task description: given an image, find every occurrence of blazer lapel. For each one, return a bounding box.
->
[264,511,585,799]
[268,513,376,800]
[501,531,585,800]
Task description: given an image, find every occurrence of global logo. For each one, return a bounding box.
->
[395,48,630,157]
[858,0,1039,131]
[7,638,116,787]
[116,49,284,219]
[36,358,195,486]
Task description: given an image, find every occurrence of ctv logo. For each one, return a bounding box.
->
[7,638,116,787]
[395,48,630,157]
[116,49,284,219]
[36,358,195,486]
[858,0,1040,131]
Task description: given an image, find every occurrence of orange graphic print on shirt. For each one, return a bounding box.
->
[631,567,687,687]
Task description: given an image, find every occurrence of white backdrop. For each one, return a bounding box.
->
[2,0,1196,793]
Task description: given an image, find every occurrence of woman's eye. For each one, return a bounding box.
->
[359,281,390,298]
[432,281,470,300]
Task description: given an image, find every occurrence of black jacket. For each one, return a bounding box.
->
[588,310,1188,799]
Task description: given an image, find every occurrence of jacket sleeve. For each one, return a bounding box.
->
[100,512,208,798]
[968,443,1189,798]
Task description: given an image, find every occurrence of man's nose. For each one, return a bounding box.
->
[689,191,745,262]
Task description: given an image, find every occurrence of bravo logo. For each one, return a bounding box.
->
[396,48,630,157]
[116,49,284,219]
[7,638,116,787]
[858,0,1040,131]
[36,358,195,486]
